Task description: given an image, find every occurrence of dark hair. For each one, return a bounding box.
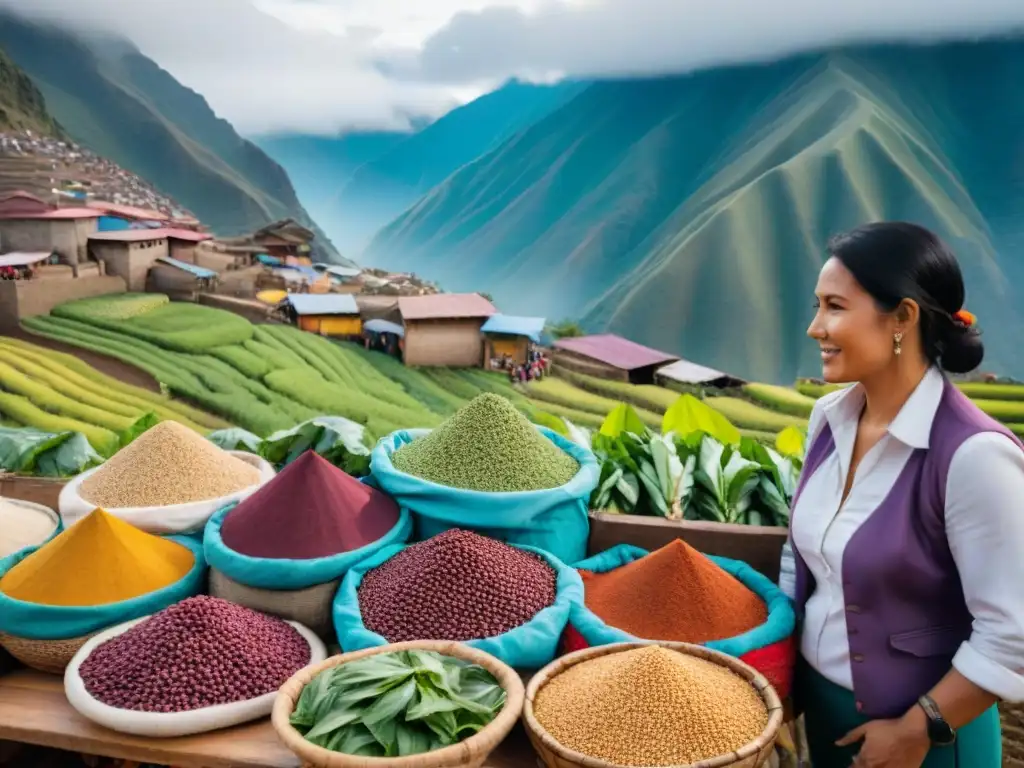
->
[827,222,983,374]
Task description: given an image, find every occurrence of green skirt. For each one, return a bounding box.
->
[796,659,1001,768]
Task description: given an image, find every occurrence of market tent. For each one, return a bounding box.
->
[0,251,51,268]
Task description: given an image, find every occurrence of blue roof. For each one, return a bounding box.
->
[364,319,405,337]
[155,256,217,279]
[480,314,546,342]
[256,253,282,266]
[287,293,359,316]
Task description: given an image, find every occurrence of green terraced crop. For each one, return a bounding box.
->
[259,324,355,388]
[344,344,467,415]
[0,391,119,455]
[250,329,310,368]
[526,399,604,429]
[957,382,1024,402]
[742,383,816,417]
[707,396,808,432]
[526,377,662,430]
[0,336,227,429]
[209,345,272,379]
[54,293,169,320]
[969,398,1024,423]
[554,367,680,412]
[52,298,254,352]
[795,380,844,398]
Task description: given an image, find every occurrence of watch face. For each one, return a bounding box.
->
[928,718,957,746]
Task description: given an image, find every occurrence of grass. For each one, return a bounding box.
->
[742,383,816,418]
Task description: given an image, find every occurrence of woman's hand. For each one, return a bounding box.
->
[836,710,931,768]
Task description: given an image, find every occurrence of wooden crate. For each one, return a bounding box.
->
[0,475,65,512]
[587,512,788,582]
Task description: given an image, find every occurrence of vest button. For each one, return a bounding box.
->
[856,701,864,712]
[852,653,865,662]
[848,604,862,613]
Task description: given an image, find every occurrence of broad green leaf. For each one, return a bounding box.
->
[600,402,648,437]
[662,394,741,445]
[303,702,363,741]
[336,725,381,756]
[362,679,417,725]
[614,471,640,507]
[775,426,806,458]
[396,722,432,756]
[532,410,569,436]
[423,709,458,743]
[365,715,399,755]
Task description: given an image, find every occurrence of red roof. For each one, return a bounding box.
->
[88,228,212,243]
[398,293,496,321]
[554,334,679,371]
[0,206,102,221]
[87,200,168,221]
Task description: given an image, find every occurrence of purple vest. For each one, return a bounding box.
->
[790,379,1022,719]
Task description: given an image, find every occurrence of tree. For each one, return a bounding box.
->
[546,319,585,339]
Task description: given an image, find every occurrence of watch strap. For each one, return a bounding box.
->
[918,694,941,721]
[918,694,956,745]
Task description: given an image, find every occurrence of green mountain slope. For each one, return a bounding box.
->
[267,79,586,255]
[0,48,62,136]
[363,44,1024,383]
[0,12,343,263]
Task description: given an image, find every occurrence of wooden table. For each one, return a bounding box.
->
[0,671,540,768]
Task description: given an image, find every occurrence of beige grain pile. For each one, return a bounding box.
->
[0,497,57,557]
[533,646,767,766]
[80,421,260,508]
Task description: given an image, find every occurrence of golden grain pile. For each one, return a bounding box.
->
[534,646,767,766]
[81,422,260,507]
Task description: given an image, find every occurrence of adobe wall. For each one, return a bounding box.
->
[0,219,97,266]
[92,238,168,292]
[0,275,127,331]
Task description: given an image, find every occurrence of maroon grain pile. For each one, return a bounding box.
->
[219,450,400,559]
[358,528,556,642]
[78,596,310,712]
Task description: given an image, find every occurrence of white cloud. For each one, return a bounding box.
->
[0,0,1023,135]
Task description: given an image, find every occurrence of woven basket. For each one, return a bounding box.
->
[1001,702,1024,767]
[209,567,339,640]
[0,630,97,675]
[523,641,784,768]
[272,640,525,768]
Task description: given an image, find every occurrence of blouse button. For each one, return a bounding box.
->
[847,604,862,614]
[852,653,865,662]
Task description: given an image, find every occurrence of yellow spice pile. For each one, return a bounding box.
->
[533,646,767,766]
[81,421,260,507]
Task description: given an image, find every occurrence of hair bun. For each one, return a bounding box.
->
[940,321,984,374]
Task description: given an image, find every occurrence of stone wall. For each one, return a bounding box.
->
[0,275,127,331]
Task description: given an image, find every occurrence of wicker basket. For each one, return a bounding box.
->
[1001,702,1024,767]
[272,640,525,768]
[0,630,97,675]
[523,641,784,768]
[209,568,339,640]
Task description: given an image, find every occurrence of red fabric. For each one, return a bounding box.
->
[559,623,795,699]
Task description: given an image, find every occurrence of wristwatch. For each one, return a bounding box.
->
[918,695,956,746]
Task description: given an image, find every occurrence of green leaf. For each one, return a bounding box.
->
[336,725,382,756]
[776,426,806,458]
[614,471,640,508]
[600,402,648,438]
[396,721,432,756]
[662,394,741,445]
[303,701,363,741]
[362,679,417,725]
[364,715,399,756]
[532,410,568,436]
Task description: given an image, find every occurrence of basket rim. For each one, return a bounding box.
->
[522,640,784,768]
[271,640,525,767]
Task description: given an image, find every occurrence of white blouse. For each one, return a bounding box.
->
[779,367,1024,701]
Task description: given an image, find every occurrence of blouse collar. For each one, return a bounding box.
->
[823,367,944,451]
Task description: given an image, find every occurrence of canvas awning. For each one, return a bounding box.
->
[0,252,51,268]
[363,319,405,337]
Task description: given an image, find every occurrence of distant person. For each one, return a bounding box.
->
[780,222,1023,768]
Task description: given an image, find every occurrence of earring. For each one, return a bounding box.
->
[894,331,903,357]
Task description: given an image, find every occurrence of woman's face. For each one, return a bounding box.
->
[807,257,900,384]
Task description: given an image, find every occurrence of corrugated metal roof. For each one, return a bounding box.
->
[287,293,359,316]
[314,263,361,278]
[481,314,546,342]
[657,359,740,385]
[0,251,51,267]
[399,293,496,321]
[155,256,217,279]
[554,334,678,371]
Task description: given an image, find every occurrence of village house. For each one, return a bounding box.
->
[0,191,100,269]
[284,293,362,337]
[146,257,218,300]
[481,314,546,370]
[88,200,171,231]
[87,229,170,292]
[552,333,679,385]
[398,293,496,367]
[655,359,746,390]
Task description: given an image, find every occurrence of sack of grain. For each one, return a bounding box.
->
[0,512,206,673]
[0,497,61,559]
[333,530,584,669]
[59,422,275,535]
[204,453,412,638]
[370,397,599,564]
[564,543,797,697]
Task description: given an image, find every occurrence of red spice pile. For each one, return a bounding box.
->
[581,539,767,643]
[220,450,400,559]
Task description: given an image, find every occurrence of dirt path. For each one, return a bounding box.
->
[8,328,162,393]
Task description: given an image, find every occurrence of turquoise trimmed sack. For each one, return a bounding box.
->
[0,535,205,640]
[369,427,599,564]
[334,541,583,669]
[565,544,797,697]
[203,500,413,591]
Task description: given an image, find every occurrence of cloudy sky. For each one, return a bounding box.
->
[1,0,1023,136]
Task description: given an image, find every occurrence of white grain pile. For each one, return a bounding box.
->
[80,421,260,508]
[0,497,58,557]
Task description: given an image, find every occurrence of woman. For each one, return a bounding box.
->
[780,222,1024,767]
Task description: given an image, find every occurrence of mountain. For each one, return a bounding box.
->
[0,11,346,264]
[260,79,587,255]
[363,42,1024,383]
[0,48,62,136]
